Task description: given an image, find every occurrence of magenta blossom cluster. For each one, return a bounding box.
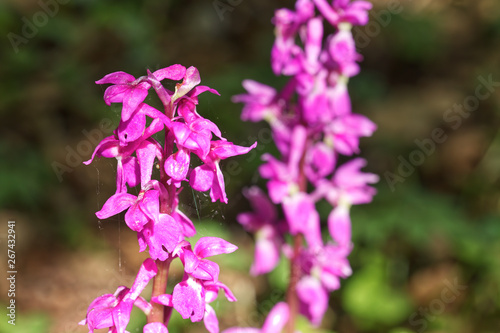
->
[80,65,255,333]
[228,0,378,330]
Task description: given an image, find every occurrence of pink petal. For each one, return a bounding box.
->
[112,300,134,333]
[173,209,196,237]
[190,165,215,192]
[297,276,328,327]
[124,202,149,232]
[204,304,219,333]
[140,189,160,222]
[152,294,173,307]
[194,236,238,259]
[127,258,158,300]
[170,122,191,146]
[222,329,260,333]
[329,82,351,116]
[85,294,116,330]
[192,259,220,281]
[251,226,281,276]
[96,71,135,85]
[172,278,205,322]
[312,0,340,25]
[83,136,119,165]
[266,179,290,204]
[117,107,147,144]
[259,154,288,180]
[153,64,187,81]
[122,156,140,188]
[173,66,201,101]
[103,85,129,105]
[191,118,222,141]
[96,193,135,220]
[122,88,149,122]
[187,132,211,158]
[133,296,152,315]
[189,85,220,99]
[282,193,322,247]
[136,141,159,187]
[210,163,227,203]
[262,302,289,333]
[212,281,237,302]
[139,214,183,260]
[305,17,323,68]
[328,205,351,247]
[156,213,183,253]
[181,248,200,274]
[165,149,190,181]
[177,99,198,123]
[211,141,257,160]
[144,322,169,333]
[288,125,307,178]
[241,79,277,99]
[142,104,172,129]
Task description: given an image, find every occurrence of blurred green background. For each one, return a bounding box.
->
[1,0,500,332]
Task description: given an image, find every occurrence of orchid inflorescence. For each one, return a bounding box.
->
[80,65,256,333]
[227,0,379,331]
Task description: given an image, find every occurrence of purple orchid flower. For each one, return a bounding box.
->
[271,0,315,75]
[96,65,188,122]
[175,237,238,282]
[324,28,362,77]
[137,212,183,261]
[313,158,378,245]
[296,276,329,327]
[80,258,157,333]
[325,112,377,156]
[190,140,257,203]
[282,192,322,248]
[295,242,352,326]
[222,302,290,333]
[84,105,167,193]
[231,80,282,123]
[304,141,336,183]
[96,180,161,232]
[299,243,352,291]
[96,71,151,123]
[312,0,372,26]
[161,237,238,330]
[259,125,306,203]
[164,100,224,183]
[237,187,284,275]
[153,277,236,333]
